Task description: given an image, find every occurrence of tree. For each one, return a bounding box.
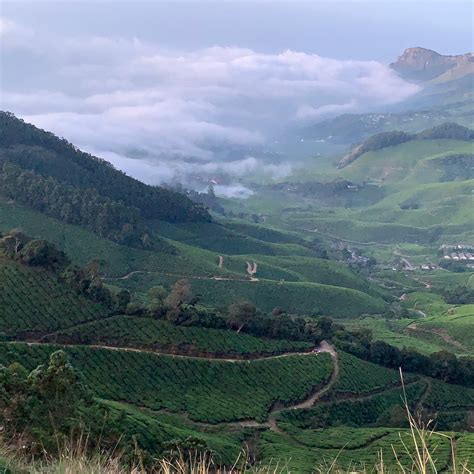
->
[228,301,256,332]
[18,239,69,270]
[342,248,352,260]
[399,348,431,374]
[0,229,29,256]
[369,340,401,368]
[164,279,192,310]
[147,285,168,314]
[148,285,167,303]
[430,351,459,383]
[115,289,131,312]
[0,351,92,453]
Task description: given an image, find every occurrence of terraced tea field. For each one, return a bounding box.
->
[326,351,410,397]
[0,258,108,336]
[45,315,312,357]
[258,427,459,472]
[0,342,333,423]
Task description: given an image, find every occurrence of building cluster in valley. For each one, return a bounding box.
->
[439,244,474,261]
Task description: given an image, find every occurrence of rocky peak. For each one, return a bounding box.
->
[390,47,473,81]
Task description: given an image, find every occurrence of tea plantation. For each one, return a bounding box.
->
[0,342,333,423]
[46,315,312,356]
[0,258,108,336]
[258,427,458,472]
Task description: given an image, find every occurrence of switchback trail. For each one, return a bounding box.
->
[233,341,339,432]
[102,270,258,283]
[11,339,339,433]
[273,341,338,411]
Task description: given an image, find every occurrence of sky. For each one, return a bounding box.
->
[0,1,472,195]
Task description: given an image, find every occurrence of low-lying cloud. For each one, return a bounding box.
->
[0,17,420,194]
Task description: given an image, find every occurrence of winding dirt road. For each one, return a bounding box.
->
[23,340,324,363]
[12,339,339,432]
[102,270,259,283]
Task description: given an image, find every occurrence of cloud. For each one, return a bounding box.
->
[0,17,34,44]
[0,22,421,192]
[296,100,358,120]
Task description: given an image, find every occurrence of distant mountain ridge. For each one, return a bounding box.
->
[390,47,474,82]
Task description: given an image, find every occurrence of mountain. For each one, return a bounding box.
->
[0,112,210,224]
[295,48,473,148]
[1,56,473,472]
[390,47,474,82]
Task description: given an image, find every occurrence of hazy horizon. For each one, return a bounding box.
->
[1,1,472,194]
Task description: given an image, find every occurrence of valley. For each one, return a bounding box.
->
[0,41,473,472]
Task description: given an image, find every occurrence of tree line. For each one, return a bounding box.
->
[0,162,152,247]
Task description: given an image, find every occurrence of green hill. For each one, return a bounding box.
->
[0,112,210,224]
[338,123,473,170]
[0,197,384,317]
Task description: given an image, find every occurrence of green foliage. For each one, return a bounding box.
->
[423,378,474,411]
[0,162,148,247]
[338,122,473,169]
[430,153,474,182]
[417,122,474,141]
[338,130,414,167]
[0,350,94,454]
[129,276,386,317]
[0,258,107,337]
[258,426,453,473]
[96,401,243,465]
[227,301,257,331]
[329,352,405,396]
[0,343,333,423]
[45,316,312,356]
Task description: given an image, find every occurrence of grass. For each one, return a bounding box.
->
[2,422,473,473]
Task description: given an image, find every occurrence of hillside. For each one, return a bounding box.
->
[0,257,108,337]
[0,112,210,248]
[337,122,474,168]
[295,47,474,151]
[0,114,389,316]
[0,232,472,470]
[1,38,473,471]
[1,338,473,471]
